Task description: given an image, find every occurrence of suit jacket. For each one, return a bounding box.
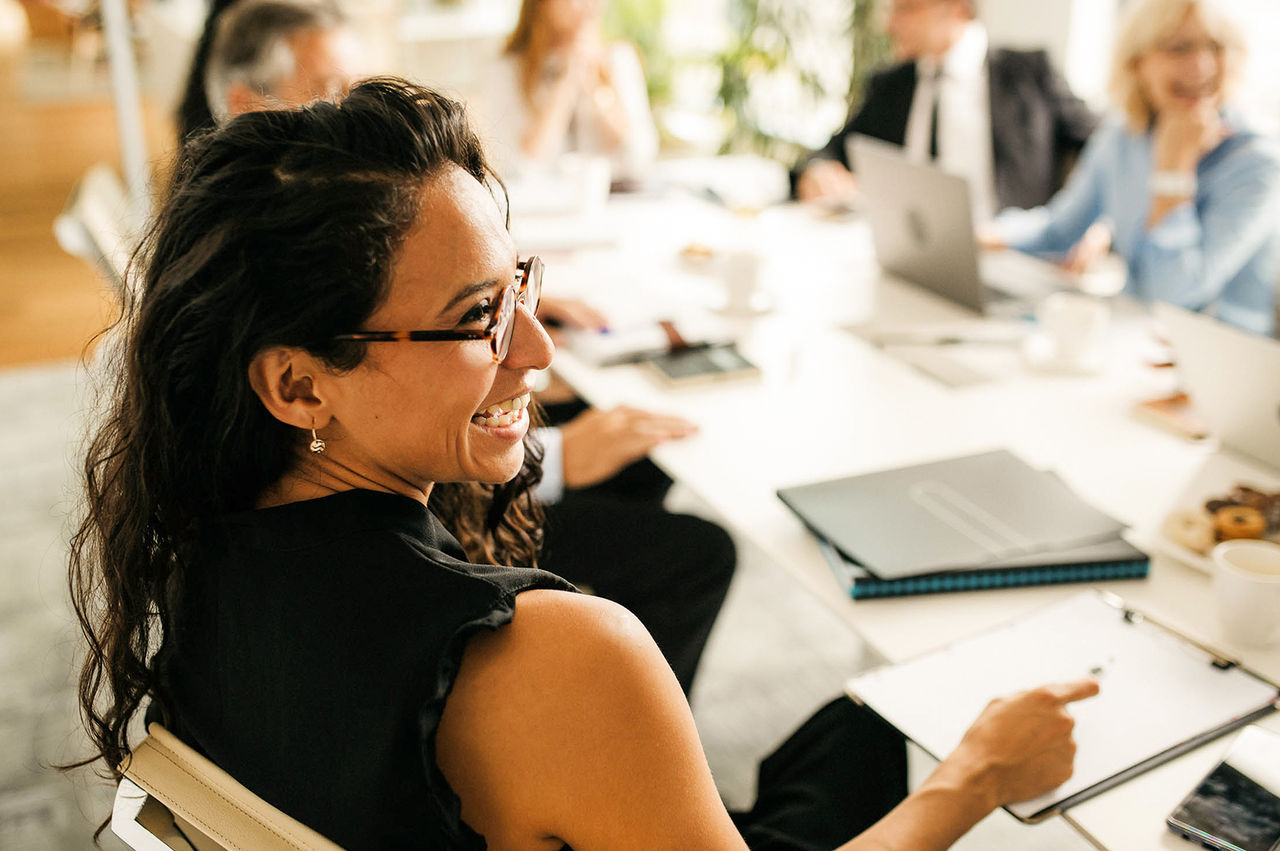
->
[800,48,1098,210]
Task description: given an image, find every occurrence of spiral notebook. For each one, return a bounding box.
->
[846,592,1280,822]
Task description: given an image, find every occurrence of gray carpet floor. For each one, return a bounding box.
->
[0,361,1093,849]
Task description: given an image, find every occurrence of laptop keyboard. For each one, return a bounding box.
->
[979,251,1071,300]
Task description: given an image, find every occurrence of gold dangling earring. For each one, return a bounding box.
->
[309,424,326,454]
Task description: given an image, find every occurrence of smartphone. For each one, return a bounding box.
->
[1167,725,1280,851]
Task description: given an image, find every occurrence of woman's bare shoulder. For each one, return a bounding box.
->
[441,589,674,746]
[437,588,745,851]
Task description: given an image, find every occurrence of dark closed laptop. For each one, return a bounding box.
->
[777,450,1129,580]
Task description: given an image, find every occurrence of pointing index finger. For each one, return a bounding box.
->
[1045,678,1102,704]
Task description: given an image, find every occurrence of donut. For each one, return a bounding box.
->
[1162,509,1216,554]
[1266,495,1280,533]
[1213,505,1267,540]
[1228,485,1271,512]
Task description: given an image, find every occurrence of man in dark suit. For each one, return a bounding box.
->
[796,0,1097,218]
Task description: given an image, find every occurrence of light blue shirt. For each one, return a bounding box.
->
[996,113,1280,335]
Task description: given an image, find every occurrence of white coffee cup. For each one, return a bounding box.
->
[560,154,611,214]
[721,249,764,315]
[1211,539,1280,647]
[1037,291,1109,366]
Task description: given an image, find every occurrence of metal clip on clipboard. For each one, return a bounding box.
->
[1096,591,1244,673]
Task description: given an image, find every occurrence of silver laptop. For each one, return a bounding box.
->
[850,134,1070,314]
[1156,302,1280,470]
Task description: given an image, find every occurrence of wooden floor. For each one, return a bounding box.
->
[0,41,172,368]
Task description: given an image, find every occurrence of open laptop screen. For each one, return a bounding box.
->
[1156,302,1280,470]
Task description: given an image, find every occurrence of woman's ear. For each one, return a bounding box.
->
[248,347,333,430]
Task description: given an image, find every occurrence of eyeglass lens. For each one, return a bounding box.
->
[493,287,517,361]
[494,259,543,362]
[521,257,543,314]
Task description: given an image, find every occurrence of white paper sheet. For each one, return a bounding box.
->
[846,592,1279,820]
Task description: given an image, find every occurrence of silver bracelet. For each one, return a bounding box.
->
[1149,170,1197,198]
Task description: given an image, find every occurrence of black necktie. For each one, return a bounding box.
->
[928,70,941,161]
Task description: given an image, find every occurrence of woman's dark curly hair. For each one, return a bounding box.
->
[67,78,545,789]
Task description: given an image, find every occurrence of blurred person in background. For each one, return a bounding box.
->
[203,0,364,126]
[478,0,659,183]
[985,0,1280,335]
[175,0,358,141]
[794,0,1096,222]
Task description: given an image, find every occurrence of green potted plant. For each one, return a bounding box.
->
[715,0,890,163]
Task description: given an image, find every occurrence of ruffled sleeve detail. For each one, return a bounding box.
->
[417,568,576,848]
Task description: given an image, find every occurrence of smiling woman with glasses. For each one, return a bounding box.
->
[68,78,1096,850]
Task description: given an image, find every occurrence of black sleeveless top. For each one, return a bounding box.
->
[153,489,577,849]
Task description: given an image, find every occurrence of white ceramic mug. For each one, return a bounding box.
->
[1037,291,1110,365]
[1211,539,1280,647]
[561,154,611,214]
[721,249,763,315]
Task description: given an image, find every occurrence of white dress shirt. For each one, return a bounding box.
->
[904,22,997,223]
[532,426,566,503]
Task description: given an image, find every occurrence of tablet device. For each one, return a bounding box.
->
[1167,725,1280,851]
[645,343,759,386]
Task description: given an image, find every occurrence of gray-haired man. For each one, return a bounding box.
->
[205,0,366,125]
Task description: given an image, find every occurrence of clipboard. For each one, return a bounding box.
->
[845,591,1280,822]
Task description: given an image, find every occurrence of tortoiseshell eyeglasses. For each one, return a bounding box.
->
[332,256,543,363]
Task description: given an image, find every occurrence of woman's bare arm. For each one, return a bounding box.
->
[840,679,1098,851]
[437,589,1098,851]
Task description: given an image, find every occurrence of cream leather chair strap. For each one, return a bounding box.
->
[121,723,343,851]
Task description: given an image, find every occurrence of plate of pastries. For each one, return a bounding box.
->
[1161,483,1280,561]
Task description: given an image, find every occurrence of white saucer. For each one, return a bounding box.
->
[1022,332,1105,374]
[1076,254,1127,297]
[715,293,775,317]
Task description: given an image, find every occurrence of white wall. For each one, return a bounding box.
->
[981,0,1118,108]
[1225,0,1280,134]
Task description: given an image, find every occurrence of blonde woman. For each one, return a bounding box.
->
[479,0,658,181]
[987,0,1280,334]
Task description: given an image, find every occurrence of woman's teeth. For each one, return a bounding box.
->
[472,393,530,427]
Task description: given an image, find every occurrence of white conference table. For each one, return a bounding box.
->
[522,189,1280,851]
